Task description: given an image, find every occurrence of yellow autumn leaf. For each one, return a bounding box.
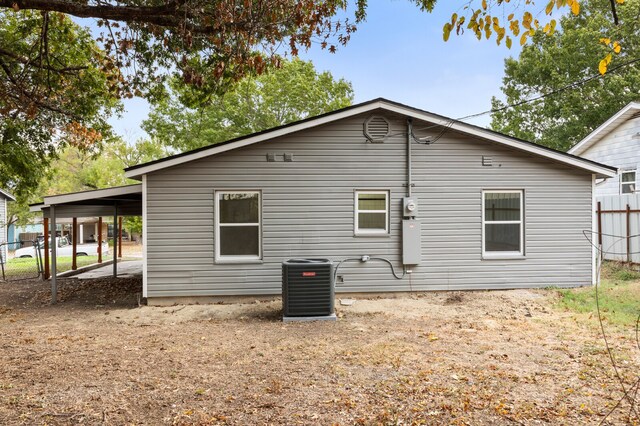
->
[520,32,528,46]
[482,0,488,10]
[543,23,550,33]
[506,36,512,48]
[616,0,624,3]
[600,37,611,45]
[510,19,520,36]
[613,41,621,53]
[443,23,452,41]
[571,0,580,15]
[599,58,608,75]
[545,0,554,14]
[507,13,514,20]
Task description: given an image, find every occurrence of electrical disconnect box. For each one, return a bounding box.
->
[403,197,418,217]
[402,219,421,265]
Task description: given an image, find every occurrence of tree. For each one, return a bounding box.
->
[0,10,120,197]
[490,0,640,151]
[7,138,167,227]
[0,1,625,196]
[143,58,354,151]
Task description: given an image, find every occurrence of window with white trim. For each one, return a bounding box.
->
[482,190,524,256]
[215,191,261,261]
[620,170,636,194]
[355,191,389,235]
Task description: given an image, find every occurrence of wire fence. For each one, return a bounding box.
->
[583,229,640,424]
[0,240,43,281]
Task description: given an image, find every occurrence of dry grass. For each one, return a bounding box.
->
[0,278,639,425]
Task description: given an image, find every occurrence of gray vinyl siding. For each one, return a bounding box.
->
[145,111,593,297]
[580,116,640,196]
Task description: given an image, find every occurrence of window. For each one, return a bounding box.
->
[621,170,636,194]
[482,190,524,257]
[215,191,261,261]
[355,191,389,235]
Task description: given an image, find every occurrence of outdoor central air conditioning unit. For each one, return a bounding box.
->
[282,258,336,322]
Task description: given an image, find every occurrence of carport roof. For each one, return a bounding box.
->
[31,184,141,211]
[30,184,142,218]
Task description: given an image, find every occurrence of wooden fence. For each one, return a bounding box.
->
[596,194,640,263]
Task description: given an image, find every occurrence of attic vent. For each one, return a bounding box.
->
[482,156,493,166]
[364,115,391,143]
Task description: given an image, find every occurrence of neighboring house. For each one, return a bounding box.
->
[8,221,43,244]
[0,189,16,262]
[568,102,640,196]
[569,103,640,263]
[36,99,616,303]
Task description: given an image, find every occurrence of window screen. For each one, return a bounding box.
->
[621,171,636,194]
[355,191,389,234]
[216,191,261,260]
[483,191,523,255]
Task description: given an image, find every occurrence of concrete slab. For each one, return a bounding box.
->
[75,260,142,279]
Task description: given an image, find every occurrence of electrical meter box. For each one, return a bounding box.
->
[402,219,421,265]
[403,197,418,217]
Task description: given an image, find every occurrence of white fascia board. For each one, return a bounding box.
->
[0,189,16,201]
[125,100,616,179]
[382,104,617,178]
[568,102,640,156]
[30,203,46,213]
[43,184,142,205]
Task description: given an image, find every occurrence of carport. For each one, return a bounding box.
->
[31,184,142,303]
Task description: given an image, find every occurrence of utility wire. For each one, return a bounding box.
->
[457,56,640,122]
[382,56,640,147]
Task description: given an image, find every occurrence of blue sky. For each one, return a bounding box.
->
[107,2,521,141]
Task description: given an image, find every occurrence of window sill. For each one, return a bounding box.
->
[215,259,263,265]
[482,253,526,261]
[354,233,391,238]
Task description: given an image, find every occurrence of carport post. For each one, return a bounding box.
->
[118,216,123,258]
[113,204,118,278]
[97,217,102,263]
[50,205,57,304]
[72,217,77,270]
[43,217,50,280]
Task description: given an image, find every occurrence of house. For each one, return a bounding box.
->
[7,220,42,244]
[0,189,16,262]
[568,102,640,196]
[35,99,616,304]
[568,103,640,263]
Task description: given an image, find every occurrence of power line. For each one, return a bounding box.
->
[457,56,640,122]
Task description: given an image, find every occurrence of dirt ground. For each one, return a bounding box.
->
[1,278,639,425]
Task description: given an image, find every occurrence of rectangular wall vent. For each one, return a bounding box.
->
[482,156,493,166]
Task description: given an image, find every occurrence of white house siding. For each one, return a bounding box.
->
[580,116,640,196]
[145,111,594,298]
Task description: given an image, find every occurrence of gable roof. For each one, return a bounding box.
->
[125,98,616,179]
[0,188,16,201]
[568,102,640,156]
